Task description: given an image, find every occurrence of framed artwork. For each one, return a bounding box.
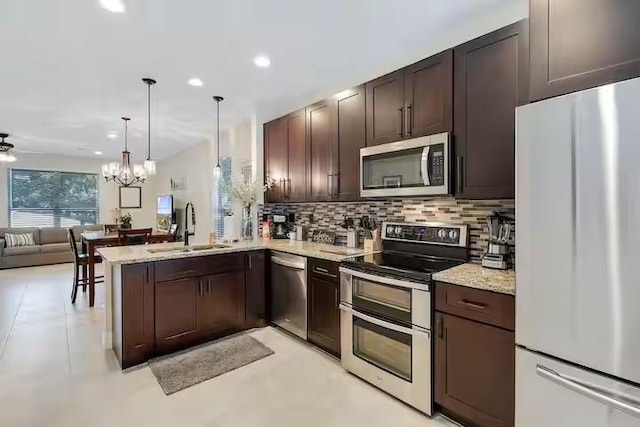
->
[170,177,186,191]
[119,186,142,209]
[382,175,402,188]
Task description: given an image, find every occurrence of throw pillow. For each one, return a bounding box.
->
[4,233,36,247]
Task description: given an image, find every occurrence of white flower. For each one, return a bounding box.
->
[220,176,270,207]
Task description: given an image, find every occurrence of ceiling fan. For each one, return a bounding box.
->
[0,133,47,162]
[0,133,17,162]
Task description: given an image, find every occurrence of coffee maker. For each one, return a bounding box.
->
[482,213,512,270]
[271,213,295,239]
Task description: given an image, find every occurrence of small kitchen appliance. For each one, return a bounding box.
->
[481,213,512,270]
[339,221,469,415]
[271,214,290,239]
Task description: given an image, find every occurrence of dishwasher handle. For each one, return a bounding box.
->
[271,256,306,270]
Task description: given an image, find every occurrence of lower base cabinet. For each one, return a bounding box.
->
[198,270,246,336]
[307,258,341,357]
[434,282,516,427]
[155,277,201,352]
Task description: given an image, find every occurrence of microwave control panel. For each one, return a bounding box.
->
[429,143,445,186]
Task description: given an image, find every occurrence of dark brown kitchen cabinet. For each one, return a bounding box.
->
[435,282,515,427]
[307,259,341,357]
[366,70,404,146]
[154,276,201,352]
[306,100,334,201]
[112,262,155,369]
[264,110,306,202]
[306,86,366,202]
[435,312,515,427]
[404,50,453,138]
[366,50,453,147]
[286,109,307,202]
[454,20,528,199]
[333,85,366,201]
[530,0,640,102]
[245,251,268,328]
[264,117,288,203]
[198,270,246,335]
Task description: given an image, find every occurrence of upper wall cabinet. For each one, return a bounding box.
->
[306,86,366,202]
[366,50,453,146]
[264,110,306,203]
[454,20,528,200]
[332,85,366,201]
[530,0,640,102]
[264,117,287,203]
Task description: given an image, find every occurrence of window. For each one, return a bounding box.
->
[213,157,232,239]
[8,169,99,228]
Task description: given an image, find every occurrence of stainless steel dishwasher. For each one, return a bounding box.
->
[270,251,307,339]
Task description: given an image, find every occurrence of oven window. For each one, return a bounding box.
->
[353,317,412,381]
[353,278,411,324]
[362,147,425,190]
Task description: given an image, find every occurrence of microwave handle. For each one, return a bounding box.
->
[421,146,431,186]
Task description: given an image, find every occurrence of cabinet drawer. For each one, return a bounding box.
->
[435,282,514,331]
[308,258,339,282]
[154,253,245,283]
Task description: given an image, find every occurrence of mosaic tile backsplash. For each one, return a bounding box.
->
[259,198,515,264]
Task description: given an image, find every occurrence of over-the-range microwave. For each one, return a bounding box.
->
[360,132,450,198]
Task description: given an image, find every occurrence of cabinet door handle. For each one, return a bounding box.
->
[333,172,340,198]
[438,314,444,339]
[248,255,252,270]
[199,281,203,297]
[406,104,413,136]
[208,278,211,294]
[456,156,463,194]
[458,299,487,310]
[326,173,332,197]
[397,107,404,137]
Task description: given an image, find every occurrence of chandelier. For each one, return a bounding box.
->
[0,133,17,163]
[101,117,146,186]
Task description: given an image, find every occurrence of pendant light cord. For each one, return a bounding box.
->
[124,118,128,151]
[216,99,220,166]
[147,82,151,160]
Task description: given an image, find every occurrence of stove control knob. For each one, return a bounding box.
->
[386,226,394,236]
[449,230,458,240]
[437,229,447,239]
[395,226,403,235]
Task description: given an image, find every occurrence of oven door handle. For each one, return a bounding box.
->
[339,303,430,337]
[272,257,306,270]
[339,267,429,291]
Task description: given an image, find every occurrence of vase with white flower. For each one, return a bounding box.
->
[221,178,271,240]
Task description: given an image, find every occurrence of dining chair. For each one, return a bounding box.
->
[68,228,104,304]
[117,228,153,246]
[104,224,119,233]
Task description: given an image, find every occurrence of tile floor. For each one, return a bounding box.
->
[0,263,457,427]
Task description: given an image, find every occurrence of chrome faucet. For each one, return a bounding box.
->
[184,202,195,246]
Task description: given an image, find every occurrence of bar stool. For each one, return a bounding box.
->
[68,228,104,304]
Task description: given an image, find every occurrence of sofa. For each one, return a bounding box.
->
[0,225,104,269]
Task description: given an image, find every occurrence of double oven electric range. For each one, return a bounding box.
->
[339,221,469,415]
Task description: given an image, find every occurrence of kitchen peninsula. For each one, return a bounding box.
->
[98,240,367,368]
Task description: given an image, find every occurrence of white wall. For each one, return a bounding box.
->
[0,153,157,229]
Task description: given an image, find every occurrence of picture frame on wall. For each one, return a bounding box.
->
[119,186,142,209]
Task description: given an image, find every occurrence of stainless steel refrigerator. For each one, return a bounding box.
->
[516,77,640,425]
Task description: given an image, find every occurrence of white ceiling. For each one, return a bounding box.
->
[0,0,526,161]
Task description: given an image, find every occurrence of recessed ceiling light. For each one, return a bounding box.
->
[99,0,125,13]
[188,78,204,87]
[94,151,103,155]
[107,133,118,139]
[254,55,271,68]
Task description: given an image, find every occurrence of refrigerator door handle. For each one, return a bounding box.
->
[536,365,640,418]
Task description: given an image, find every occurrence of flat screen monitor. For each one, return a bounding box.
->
[156,195,173,232]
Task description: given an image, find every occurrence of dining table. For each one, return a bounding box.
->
[80,230,177,307]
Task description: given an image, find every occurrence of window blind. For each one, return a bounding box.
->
[8,169,99,228]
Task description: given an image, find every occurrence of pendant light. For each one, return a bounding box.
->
[0,133,17,163]
[213,96,224,178]
[101,117,146,186]
[142,78,157,175]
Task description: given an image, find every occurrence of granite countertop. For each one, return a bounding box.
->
[97,238,370,265]
[432,263,515,295]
